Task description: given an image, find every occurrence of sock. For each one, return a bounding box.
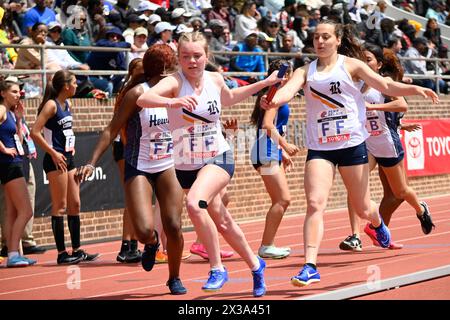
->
[8,251,19,259]
[305,263,317,270]
[51,216,66,252]
[121,240,130,253]
[67,215,81,250]
[211,266,225,272]
[252,260,261,272]
[130,239,138,252]
[374,220,385,230]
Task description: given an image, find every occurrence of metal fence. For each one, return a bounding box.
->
[1,43,450,95]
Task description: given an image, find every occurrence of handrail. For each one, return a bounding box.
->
[1,43,449,94]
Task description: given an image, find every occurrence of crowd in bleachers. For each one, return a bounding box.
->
[1,0,449,96]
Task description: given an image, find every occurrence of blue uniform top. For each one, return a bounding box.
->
[43,100,75,155]
[251,103,290,165]
[0,111,22,163]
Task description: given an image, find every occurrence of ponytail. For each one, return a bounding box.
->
[38,83,58,114]
[381,48,404,82]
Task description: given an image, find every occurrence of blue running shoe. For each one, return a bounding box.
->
[7,255,30,268]
[375,219,391,248]
[252,256,266,297]
[166,277,187,295]
[141,230,160,272]
[23,256,37,265]
[291,264,320,287]
[201,268,228,292]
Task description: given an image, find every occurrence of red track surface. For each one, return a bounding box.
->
[1,195,449,300]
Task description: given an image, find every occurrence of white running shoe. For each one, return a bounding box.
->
[258,245,290,259]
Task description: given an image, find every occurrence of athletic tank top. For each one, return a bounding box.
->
[168,71,230,170]
[0,110,23,163]
[364,88,402,158]
[251,103,290,163]
[125,82,174,173]
[43,99,75,155]
[303,54,369,150]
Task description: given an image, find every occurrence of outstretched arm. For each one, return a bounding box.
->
[366,96,408,112]
[350,58,439,103]
[218,70,283,107]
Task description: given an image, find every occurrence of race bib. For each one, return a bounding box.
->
[366,110,383,137]
[317,109,351,144]
[63,129,76,152]
[149,131,173,160]
[14,134,25,156]
[183,123,219,160]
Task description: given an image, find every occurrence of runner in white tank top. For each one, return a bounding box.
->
[136,32,283,297]
[304,54,369,150]
[339,44,435,254]
[76,45,186,295]
[260,21,438,288]
[168,71,230,171]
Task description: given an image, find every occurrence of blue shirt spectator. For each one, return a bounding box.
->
[230,31,266,82]
[21,0,56,35]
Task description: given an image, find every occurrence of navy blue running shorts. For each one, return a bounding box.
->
[306,142,369,167]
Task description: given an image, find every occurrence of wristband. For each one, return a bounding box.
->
[85,164,95,171]
[166,99,172,109]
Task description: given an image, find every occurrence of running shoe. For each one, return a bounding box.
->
[7,255,30,267]
[291,264,321,287]
[23,256,37,265]
[201,268,228,292]
[166,277,187,295]
[374,220,391,248]
[182,250,192,260]
[417,201,435,235]
[364,223,403,249]
[72,249,100,262]
[155,250,168,264]
[339,234,362,252]
[141,231,160,272]
[57,251,83,265]
[116,249,141,263]
[388,241,404,250]
[252,256,266,297]
[190,242,234,260]
[258,245,290,259]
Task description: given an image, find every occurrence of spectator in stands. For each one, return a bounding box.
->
[21,0,56,35]
[235,1,260,41]
[189,17,206,32]
[424,18,442,48]
[173,23,193,41]
[279,33,302,69]
[209,19,230,67]
[61,6,92,64]
[86,27,131,96]
[257,31,273,53]
[403,37,447,93]
[137,0,160,17]
[146,14,161,41]
[175,0,202,17]
[87,0,108,42]
[0,7,18,69]
[151,21,177,51]
[425,1,446,24]
[128,27,148,62]
[264,17,282,52]
[122,14,145,45]
[46,21,90,71]
[230,30,266,84]
[112,0,135,30]
[207,0,234,30]
[278,0,295,33]
[308,8,321,28]
[15,22,59,71]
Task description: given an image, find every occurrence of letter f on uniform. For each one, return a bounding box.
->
[321,122,330,137]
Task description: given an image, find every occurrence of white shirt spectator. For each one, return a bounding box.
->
[45,40,84,70]
[235,14,258,42]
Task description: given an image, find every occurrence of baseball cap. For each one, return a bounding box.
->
[48,21,62,31]
[135,27,148,37]
[127,14,144,23]
[105,26,125,40]
[148,14,162,25]
[258,32,274,42]
[137,1,160,12]
[154,21,176,34]
[209,19,227,29]
[362,0,377,5]
[175,24,194,34]
[171,8,192,19]
[243,29,258,39]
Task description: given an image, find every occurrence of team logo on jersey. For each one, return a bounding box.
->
[207,100,219,115]
[330,81,342,94]
[310,86,345,109]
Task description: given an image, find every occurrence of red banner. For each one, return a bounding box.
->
[401,119,450,177]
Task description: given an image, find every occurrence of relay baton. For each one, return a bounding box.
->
[266,63,289,102]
